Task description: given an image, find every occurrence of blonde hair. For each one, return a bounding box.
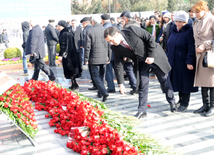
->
[192,1,209,13]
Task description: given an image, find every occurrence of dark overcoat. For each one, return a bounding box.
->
[111,25,171,84]
[45,24,58,46]
[73,27,83,52]
[59,27,82,79]
[167,23,198,93]
[84,23,111,65]
[25,25,46,59]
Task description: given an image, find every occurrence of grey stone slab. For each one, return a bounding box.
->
[1,65,214,155]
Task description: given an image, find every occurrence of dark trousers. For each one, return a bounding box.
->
[48,44,56,66]
[4,41,9,48]
[32,59,55,80]
[89,64,97,88]
[91,64,107,96]
[124,62,136,90]
[105,60,115,90]
[138,63,175,112]
[178,92,190,107]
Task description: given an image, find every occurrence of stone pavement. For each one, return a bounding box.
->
[0,65,214,155]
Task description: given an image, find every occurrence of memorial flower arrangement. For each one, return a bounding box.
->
[0,83,39,138]
[23,80,175,155]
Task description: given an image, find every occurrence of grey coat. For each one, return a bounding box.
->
[25,25,46,59]
[84,23,111,65]
[45,24,58,46]
[193,12,214,87]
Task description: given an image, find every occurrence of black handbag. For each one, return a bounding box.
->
[202,40,214,68]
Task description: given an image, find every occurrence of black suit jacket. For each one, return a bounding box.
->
[111,25,171,84]
[45,24,58,46]
[73,27,83,52]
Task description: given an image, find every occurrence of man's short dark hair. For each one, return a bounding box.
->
[71,19,77,22]
[104,27,121,38]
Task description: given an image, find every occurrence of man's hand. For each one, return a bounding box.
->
[119,84,126,95]
[85,62,89,65]
[106,61,110,64]
[145,57,154,64]
[58,56,62,62]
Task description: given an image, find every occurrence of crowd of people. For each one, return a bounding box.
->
[18,0,214,119]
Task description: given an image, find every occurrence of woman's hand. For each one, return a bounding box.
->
[58,56,62,62]
[187,64,194,70]
[196,44,205,53]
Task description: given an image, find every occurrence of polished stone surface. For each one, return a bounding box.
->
[0,64,214,155]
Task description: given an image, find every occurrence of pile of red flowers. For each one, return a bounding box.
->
[0,84,39,138]
[24,80,140,155]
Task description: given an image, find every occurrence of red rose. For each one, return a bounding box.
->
[4,102,9,108]
[17,113,21,118]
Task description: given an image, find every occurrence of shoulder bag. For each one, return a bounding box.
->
[203,40,214,68]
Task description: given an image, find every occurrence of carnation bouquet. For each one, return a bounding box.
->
[0,84,39,139]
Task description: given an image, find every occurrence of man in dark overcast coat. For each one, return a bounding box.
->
[85,16,111,102]
[26,20,55,81]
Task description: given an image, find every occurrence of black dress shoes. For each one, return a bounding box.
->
[170,103,177,112]
[134,112,147,119]
[177,105,187,112]
[107,89,115,93]
[102,94,109,102]
[88,86,98,90]
[130,89,136,95]
[49,76,56,81]
[97,93,102,98]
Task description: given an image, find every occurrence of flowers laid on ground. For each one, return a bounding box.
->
[23,80,176,155]
[0,84,39,138]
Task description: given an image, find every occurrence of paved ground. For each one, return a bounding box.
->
[1,36,214,155]
[0,64,214,155]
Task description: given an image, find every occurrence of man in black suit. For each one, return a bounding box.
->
[104,26,177,119]
[45,19,59,67]
[71,19,83,66]
[26,20,55,81]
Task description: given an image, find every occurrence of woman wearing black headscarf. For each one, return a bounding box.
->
[58,20,82,90]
